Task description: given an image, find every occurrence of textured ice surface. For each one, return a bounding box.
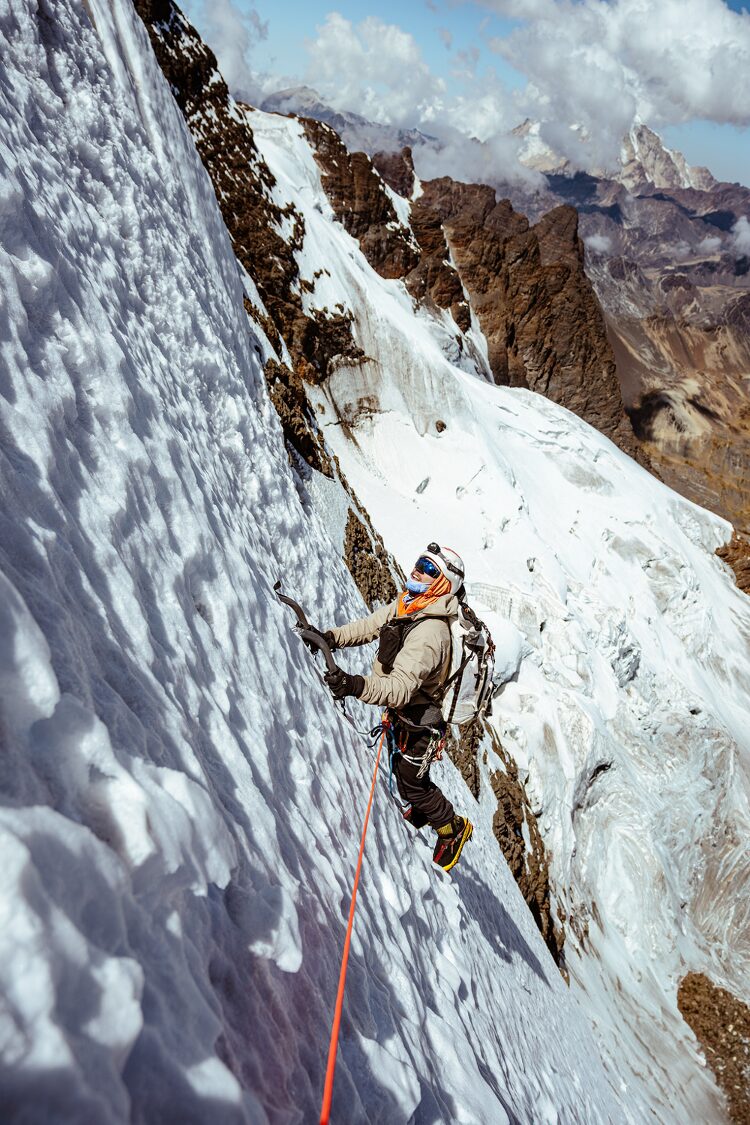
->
[0,1,625,1121]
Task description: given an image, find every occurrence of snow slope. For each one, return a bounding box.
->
[0,1,624,1121]
[246,108,750,1123]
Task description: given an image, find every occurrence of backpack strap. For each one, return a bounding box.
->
[377,614,425,672]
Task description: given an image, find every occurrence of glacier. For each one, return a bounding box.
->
[1,0,748,1123]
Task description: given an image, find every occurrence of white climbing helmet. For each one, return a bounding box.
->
[417,542,465,595]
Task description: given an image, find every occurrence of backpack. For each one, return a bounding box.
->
[440,601,495,727]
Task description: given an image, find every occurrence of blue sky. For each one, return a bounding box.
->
[185,0,750,186]
[250,1,525,87]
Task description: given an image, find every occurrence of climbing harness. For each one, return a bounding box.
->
[370,710,447,807]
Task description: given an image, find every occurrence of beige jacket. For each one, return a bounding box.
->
[329,593,457,709]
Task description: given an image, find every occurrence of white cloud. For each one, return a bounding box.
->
[732,216,750,256]
[412,127,544,188]
[585,233,613,254]
[302,13,539,185]
[304,14,448,128]
[190,0,269,103]
[696,234,722,254]
[303,14,545,185]
[479,0,750,172]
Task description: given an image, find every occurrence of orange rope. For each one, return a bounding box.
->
[319,729,386,1125]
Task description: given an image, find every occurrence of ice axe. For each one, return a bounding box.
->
[273,580,338,673]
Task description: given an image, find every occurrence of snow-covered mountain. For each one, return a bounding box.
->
[513,119,717,193]
[242,96,750,1125]
[261,85,434,157]
[2,2,750,1124]
[619,123,717,193]
[258,87,750,540]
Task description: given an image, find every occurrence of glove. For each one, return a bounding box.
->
[301,628,338,653]
[324,667,365,701]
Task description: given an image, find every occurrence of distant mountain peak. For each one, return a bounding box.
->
[620,121,716,192]
[259,86,435,154]
[513,118,717,192]
[261,85,367,126]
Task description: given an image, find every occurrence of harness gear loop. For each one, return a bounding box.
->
[415,730,446,779]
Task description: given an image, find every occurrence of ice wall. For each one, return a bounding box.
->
[0,1,621,1121]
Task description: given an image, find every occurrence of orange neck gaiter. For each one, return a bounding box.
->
[397,573,451,616]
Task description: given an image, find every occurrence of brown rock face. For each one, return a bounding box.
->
[263,359,331,475]
[343,509,400,609]
[302,120,419,280]
[405,186,472,333]
[414,179,526,379]
[717,532,750,594]
[531,167,750,529]
[372,146,416,199]
[446,721,564,968]
[678,972,750,1125]
[253,103,642,464]
[489,735,564,968]
[412,180,645,462]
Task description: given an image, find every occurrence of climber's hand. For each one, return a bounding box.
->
[324,667,364,701]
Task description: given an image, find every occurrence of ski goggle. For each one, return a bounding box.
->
[414,556,441,579]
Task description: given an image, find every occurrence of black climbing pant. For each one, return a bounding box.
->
[394,750,454,829]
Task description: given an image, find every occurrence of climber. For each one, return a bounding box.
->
[319,543,473,872]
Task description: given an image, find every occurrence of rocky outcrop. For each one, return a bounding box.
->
[405,186,473,333]
[263,359,331,475]
[717,532,750,595]
[620,123,716,193]
[678,972,750,1125]
[412,180,645,462]
[488,734,563,968]
[522,161,750,530]
[372,147,416,200]
[134,0,400,602]
[445,720,482,801]
[303,131,642,463]
[301,119,419,280]
[343,509,400,609]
